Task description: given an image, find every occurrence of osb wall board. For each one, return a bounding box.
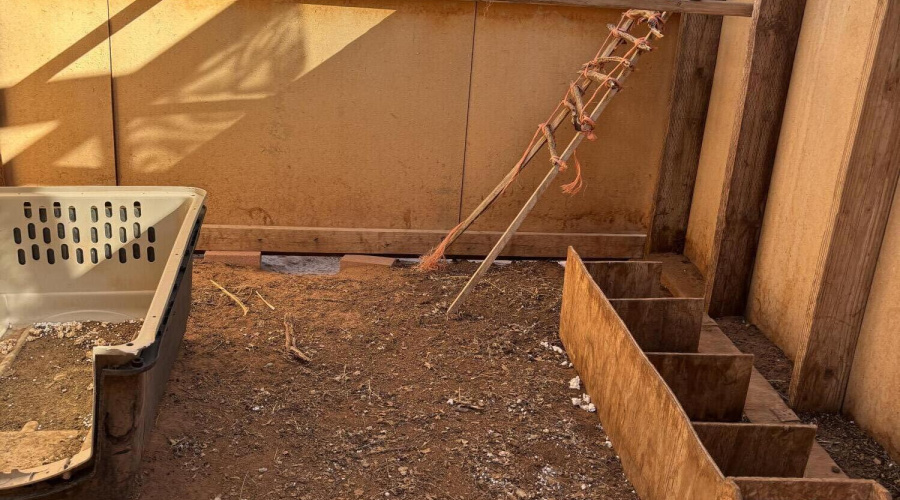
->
[0,0,117,186]
[683,3,751,276]
[460,3,680,234]
[745,0,882,359]
[109,0,475,230]
[845,179,900,462]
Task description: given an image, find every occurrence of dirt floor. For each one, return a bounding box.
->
[0,320,141,469]
[136,260,637,500]
[719,317,900,498]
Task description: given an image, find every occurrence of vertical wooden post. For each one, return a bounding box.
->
[647,11,723,254]
[704,0,807,317]
[789,0,900,411]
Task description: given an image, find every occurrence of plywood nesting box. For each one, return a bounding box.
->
[0,187,205,499]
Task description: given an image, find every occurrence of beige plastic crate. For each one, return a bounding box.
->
[0,186,206,499]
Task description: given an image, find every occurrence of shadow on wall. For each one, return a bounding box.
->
[1,0,474,231]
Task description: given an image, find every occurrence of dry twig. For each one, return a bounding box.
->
[255,290,276,310]
[210,280,249,316]
[283,314,311,363]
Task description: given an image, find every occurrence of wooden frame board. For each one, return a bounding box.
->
[789,0,900,411]
[648,8,723,253]
[703,0,808,316]
[461,0,753,16]
[197,225,645,258]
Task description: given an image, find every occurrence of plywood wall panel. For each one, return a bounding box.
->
[0,0,117,186]
[845,180,900,461]
[460,4,680,234]
[110,0,475,230]
[683,9,750,276]
[745,0,882,359]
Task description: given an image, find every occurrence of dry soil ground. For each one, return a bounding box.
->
[0,321,141,469]
[136,260,637,500]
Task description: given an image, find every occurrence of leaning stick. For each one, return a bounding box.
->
[425,16,639,260]
[447,12,669,316]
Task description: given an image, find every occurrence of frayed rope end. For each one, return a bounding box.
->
[417,222,463,272]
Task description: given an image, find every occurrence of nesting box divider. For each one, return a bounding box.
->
[559,247,891,500]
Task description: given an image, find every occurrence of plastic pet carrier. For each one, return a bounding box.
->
[0,186,206,499]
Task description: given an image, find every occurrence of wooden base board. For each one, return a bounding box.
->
[197,225,645,259]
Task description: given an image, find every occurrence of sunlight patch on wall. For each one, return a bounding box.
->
[52,135,105,169]
[121,112,244,173]
[0,121,59,163]
[0,0,111,88]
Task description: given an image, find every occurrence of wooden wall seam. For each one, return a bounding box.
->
[647,9,723,253]
[703,0,808,316]
[789,0,900,412]
[456,1,480,224]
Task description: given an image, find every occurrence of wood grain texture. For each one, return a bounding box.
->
[743,0,886,362]
[704,0,808,316]
[646,352,753,422]
[198,225,645,258]
[734,478,893,500]
[648,10,723,253]
[584,261,662,298]
[694,422,816,478]
[789,0,900,412]
[845,180,900,462]
[609,297,704,352]
[463,0,753,16]
[559,247,739,500]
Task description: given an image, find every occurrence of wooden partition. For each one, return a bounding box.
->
[559,247,891,500]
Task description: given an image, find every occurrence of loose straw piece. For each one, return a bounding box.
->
[210,280,249,316]
[255,290,276,311]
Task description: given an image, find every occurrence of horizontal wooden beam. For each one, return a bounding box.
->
[694,423,816,478]
[197,225,645,259]
[467,0,753,17]
[646,352,753,422]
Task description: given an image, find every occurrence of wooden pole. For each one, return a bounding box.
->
[703,0,807,316]
[646,8,723,253]
[447,13,669,315]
